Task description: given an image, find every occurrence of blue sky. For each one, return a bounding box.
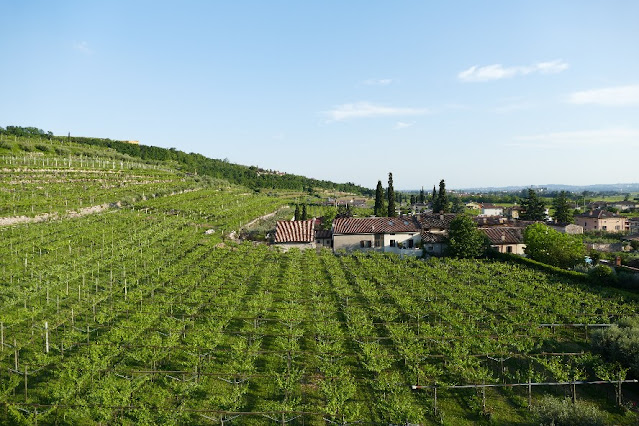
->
[1,1,638,189]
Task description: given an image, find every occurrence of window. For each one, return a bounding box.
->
[360,241,365,248]
[366,241,372,248]
[427,245,434,251]
[506,246,513,253]
[374,234,383,247]
[602,226,607,231]
[408,239,414,249]
[615,225,620,230]
[390,240,396,247]
[361,240,371,248]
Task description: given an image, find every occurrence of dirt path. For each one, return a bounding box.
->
[243,206,290,229]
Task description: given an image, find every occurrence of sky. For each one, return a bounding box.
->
[1,1,638,190]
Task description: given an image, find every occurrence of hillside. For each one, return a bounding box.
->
[1,134,638,424]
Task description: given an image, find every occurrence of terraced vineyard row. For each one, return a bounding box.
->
[1,208,637,424]
[0,153,205,218]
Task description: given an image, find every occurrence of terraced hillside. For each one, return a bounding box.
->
[1,138,638,425]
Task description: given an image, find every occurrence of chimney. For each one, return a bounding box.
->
[501,233,506,242]
[440,213,444,221]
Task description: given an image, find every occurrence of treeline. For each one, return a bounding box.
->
[1,125,372,194]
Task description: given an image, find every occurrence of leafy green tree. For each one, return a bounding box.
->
[520,188,546,220]
[445,215,488,258]
[374,180,385,216]
[294,204,301,221]
[523,223,585,268]
[451,196,465,213]
[301,204,308,220]
[552,191,572,223]
[387,173,396,217]
[409,194,416,205]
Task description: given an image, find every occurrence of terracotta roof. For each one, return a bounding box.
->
[332,217,421,234]
[576,209,624,219]
[275,220,315,243]
[420,231,447,243]
[315,229,332,239]
[480,227,524,245]
[417,213,458,230]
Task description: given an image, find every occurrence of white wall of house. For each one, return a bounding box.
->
[480,207,503,216]
[275,242,316,252]
[491,243,526,255]
[333,232,421,254]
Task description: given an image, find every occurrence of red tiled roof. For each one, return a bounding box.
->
[480,227,524,245]
[332,217,420,234]
[315,229,332,239]
[417,213,458,230]
[420,231,447,243]
[576,209,624,219]
[275,220,315,243]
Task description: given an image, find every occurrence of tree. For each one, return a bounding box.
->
[445,215,488,258]
[387,173,396,217]
[419,187,425,203]
[410,195,416,205]
[433,179,449,213]
[520,188,546,221]
[431,186,437,202]
[301,204,308,220]
[294,204,301,221]
[451,196,465,214]
[374,180,385,216]
[552,191,572,224]
[523,223,586,268]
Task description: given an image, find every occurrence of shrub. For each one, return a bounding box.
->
[588,265,618,285]
[533,396,605,426]
[0,140,13,150]
[35,143,53,153]
[591,318,639,376]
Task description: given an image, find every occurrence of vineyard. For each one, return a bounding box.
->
[1,140,639,424]
[1,206,639,424]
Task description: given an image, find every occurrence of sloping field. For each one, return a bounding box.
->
[1,205,638,424]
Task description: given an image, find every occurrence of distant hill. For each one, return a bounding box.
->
[459,183,639,193]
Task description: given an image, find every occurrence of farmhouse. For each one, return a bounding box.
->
[548,223,584,235]
[480,227,526,255]
[332,216,422,255]
[274,220,316,251]
[576,209,627,233]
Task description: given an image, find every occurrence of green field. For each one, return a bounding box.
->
[1,140,638,424]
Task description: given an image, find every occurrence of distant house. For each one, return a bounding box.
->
[548,223,584,235]
[575,209,627,233]
[421,231,448,256]
[480,227,526,255]
[274,220,316,251]
[628,217,639,234]
[610,201,637,211]
[480,204,504,217]
[465,202,481,210]
[315,229,333,249]
[410,202,430,214]
[332,216,422,255]
[418,213,457,233]
[586,201,608,210]
[504,206,522,219]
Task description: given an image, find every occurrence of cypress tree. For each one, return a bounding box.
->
[520,188,546,221]
[294,204,301,221]
[387,173,396,217]
[374,180,385,216]
[301,204,308,220]
[552,191,572,224]
[436,179,450,213]
[419,187,425,203]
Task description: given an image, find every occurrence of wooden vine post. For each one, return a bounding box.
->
[44,321,49,354]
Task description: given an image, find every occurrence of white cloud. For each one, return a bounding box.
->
[394,121,415,129]
[510,127,639,148]
[73,41,93,54]
[363,78,393,86]
[324,102,429,122]
[458,59,568,82]
[567,85,639,106]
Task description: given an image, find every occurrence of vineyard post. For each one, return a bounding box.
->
[618,380,622,406]
[433,382,438,416]
[71,308,74,326]
[45,321,49,354]
[24,365,28,402]
[14,339,18,370]
[528,376,532,408]
[0,322,3,351]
